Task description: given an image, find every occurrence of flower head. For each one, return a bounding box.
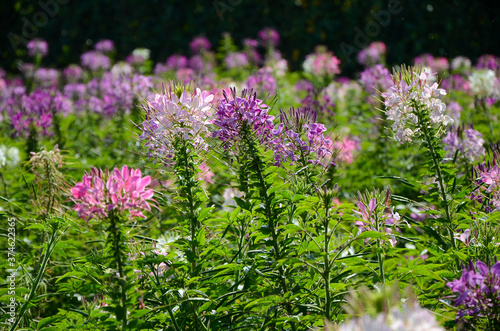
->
[213,88,275,148]
[27,39,48,58]
[357,42,387,67]
[190,36,211,53]
[447,260,500,322]
[71,165,155,220]
[381,66,451,142]
[443,125,485,163]
[94,40,115,53]
[139,83,214,166]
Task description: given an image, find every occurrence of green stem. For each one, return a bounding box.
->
[109,212,127,329]
[178,140,199,277]
[417,106,456,249]
[243,133,297,331]
[374,214,385,284]
[323,206,332,321]
[9,223,62,331]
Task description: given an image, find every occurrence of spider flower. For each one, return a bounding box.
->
[443,125,485,163]
[381,66,451,143]
[27,39,48,58]
[447,260,500,323]
[213,88,275,148]
[71,165,155,221]
[357,41,387,67]
[271,107,334,167]
[139,84,214,166]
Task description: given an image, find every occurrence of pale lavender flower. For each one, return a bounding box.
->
[381,68,451,142]
[34,68,59,87]
[27,39,48,58]
[246,68,276,96]
[140,85,214,166]
[225,52,249,69]
[359,64,393,94]
[451,56,472,72]
[357,41,387,67]
[94,39,115,53]
[443,126,485,163]
[63,65,83,82]
[81,51,111,71]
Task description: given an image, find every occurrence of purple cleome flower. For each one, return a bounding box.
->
[213,88,275,147]
[359,64,393,95]
[447,260,500,322]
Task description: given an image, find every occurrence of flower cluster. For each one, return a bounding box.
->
[359,64,393,95]
[468,69,498,98]
[381,67,451,142]
[189,36,211,53]
[34,68,59,87]
[414,53,449,73]
[81,51,111,71]
[63,64,83,82]
[271,107,334,167]
[94,39,115,53]
[333,303,444,331]
[447,260,500,322]
[140,85,214,166]
[472,160,500,213]
[27,39,49,58]
[71,165,155,220]
[246,68,276,96]
[329,136,360,165]
[357,41,387,67]
[0,145,20,169]
[258,27,280,48]
[451,56,472,72]
[8,88,71,137]
[476,54,500,71]
[213,89,275,147]
[353,194,402,247]
[303,48,341,78]
[225,52,249,69]
[443,126,485,163]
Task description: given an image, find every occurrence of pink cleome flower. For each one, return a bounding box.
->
[71,165,155,221]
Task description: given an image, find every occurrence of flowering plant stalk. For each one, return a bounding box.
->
[382,65,456,249]
[213,89,298,330]
[71,165,155,329]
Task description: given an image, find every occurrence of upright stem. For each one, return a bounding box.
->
[374,214,385,283]
[243,133,297,331]
[177,140,199,277]
[109,212,127,329]
[418,108,456,249]
[323,206,332,321]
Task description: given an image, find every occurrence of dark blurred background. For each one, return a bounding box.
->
[1,0,500,75]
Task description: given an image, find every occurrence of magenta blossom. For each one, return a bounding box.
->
[71,165,155,221]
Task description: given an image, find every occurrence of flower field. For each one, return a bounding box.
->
[1,29,500,330]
